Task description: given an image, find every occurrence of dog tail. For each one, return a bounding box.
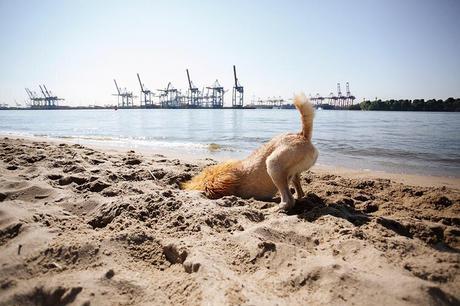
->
[293,93,315,140]
[181,161,241,199]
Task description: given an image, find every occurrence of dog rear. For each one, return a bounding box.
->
[183,93,317,210]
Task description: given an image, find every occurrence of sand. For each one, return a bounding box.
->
[0,137,459,306]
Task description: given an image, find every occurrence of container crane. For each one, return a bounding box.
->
[186,69,201,107]
[137,73,154,107]
[232,65,244,108]
[113,79,134,107]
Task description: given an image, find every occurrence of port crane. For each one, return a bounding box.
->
[25,88,43,107]
[186,69,201,107]
[345,82,356,106]
[137,73,154,107]
[113,79,134,107]
[232,65,244,108]
[206,80,225,108]
[157,82,180,108]
[40,85,64,107]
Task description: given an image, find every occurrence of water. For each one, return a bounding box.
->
[0,109,459,177]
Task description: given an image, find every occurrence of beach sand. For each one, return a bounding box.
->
[0,137,459,305]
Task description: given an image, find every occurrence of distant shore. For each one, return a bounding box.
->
[1,96,459,111]
[0,105,257,110]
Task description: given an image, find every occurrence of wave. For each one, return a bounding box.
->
[9,132,240,154]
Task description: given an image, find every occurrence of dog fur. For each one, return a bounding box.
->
[182,93,318,210]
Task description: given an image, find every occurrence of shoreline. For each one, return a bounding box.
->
[2,133,459,190]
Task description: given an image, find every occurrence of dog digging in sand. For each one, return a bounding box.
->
[183,93,318,211]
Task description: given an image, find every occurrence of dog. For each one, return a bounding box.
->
[182,93,318,211]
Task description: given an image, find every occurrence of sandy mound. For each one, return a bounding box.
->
[0,137,459,305]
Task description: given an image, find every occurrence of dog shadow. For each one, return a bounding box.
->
[286,192,371,226]
[283,193,460,254]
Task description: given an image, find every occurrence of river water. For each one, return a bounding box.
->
[1,109,459,177]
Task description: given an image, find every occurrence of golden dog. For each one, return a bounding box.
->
[183,94,318,211]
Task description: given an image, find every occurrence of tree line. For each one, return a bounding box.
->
[347,97,460,112]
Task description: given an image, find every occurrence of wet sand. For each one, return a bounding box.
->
[0,137,459,305]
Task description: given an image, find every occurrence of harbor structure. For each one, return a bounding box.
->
[248,82,357,109]
[113,79,135,107]
[204,80,225,108]
[137,73,155,107]
[107,66,244,108]
[25,88,43,106]
[116,66,237,108]
[22,70,355,110]
[248,96,291,109]
[232,65,244,108]
[186,69,201,108]
[25,85,64,108]
[157,82,181,108]
[311,82,356,108]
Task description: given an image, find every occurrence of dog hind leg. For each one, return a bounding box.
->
[293,174,304,199]
[266,153,295,211]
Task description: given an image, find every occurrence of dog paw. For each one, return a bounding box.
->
[278,201,294,212]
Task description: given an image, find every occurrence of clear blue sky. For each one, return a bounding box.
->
[1,0,459,106]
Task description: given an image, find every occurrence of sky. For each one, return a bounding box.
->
[0,0,459,107]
